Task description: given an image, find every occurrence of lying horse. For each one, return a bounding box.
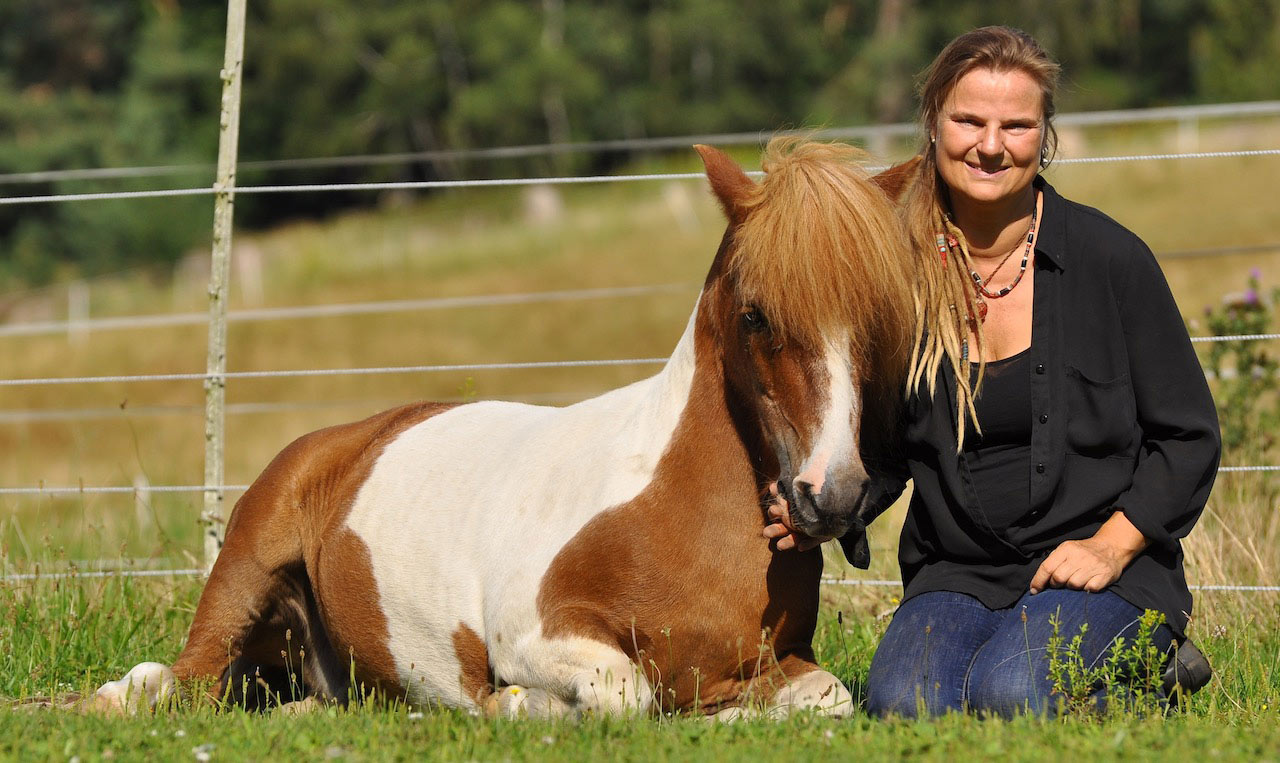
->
[95,141,916,719]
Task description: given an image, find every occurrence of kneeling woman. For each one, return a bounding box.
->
[766,26,1220,717]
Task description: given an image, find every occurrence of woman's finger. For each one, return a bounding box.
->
[1065,565,1096,590]
[1030,546,1068,593]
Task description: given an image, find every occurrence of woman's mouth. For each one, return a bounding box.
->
[965,162,1008,177]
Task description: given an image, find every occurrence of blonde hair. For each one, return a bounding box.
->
[902,26,1060,448]
[730,138,916,433]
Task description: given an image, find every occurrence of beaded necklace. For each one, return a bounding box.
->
[937,199,1037,326]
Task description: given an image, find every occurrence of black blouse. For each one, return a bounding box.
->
[840,177,1221,638]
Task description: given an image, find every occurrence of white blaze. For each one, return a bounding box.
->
[792,333,857,496]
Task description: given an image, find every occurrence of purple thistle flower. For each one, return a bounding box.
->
[1251,267,1262,280]
[1245,288,1259,305]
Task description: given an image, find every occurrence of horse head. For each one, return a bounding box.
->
[694,140,915,540]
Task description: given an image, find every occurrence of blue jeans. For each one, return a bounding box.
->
[866,589,1175,718]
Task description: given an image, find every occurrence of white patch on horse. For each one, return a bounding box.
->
[344,305,700,708]
[793,332,857,497]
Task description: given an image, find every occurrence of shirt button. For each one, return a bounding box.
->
[1039,413,1049,424]
[1036,462,1046,474]
[1035,363,1045,375]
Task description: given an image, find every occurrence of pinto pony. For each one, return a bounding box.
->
[95,141,916,719]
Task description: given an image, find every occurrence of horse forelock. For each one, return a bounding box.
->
[726,139,916,388]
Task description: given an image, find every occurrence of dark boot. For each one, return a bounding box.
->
[1162,638,1212,705]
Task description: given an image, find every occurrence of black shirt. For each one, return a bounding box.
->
[840,177,1221,638]
[963,348,1033,532]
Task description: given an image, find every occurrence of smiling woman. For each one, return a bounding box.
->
[767,26,1220,718]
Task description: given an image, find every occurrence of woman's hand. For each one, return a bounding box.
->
[761,482,831,552]
[1029,510,1148,594]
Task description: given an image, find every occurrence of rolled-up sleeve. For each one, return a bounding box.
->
[1111,240,1221,553]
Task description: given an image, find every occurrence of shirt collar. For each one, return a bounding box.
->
[1033,175,1067,270]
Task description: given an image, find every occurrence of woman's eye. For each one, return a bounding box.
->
[741,309,768,332]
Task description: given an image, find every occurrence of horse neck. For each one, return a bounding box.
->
[647,296,767,509]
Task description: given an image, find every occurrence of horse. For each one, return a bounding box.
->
[92,140,917,719]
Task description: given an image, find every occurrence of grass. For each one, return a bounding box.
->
[0,573,1275,761]
[0,118,1278,757]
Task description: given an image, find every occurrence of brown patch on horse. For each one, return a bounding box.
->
[536,283,824,711]
[871,155,923,202]
[452,624,494,704]
[172,401,457,704]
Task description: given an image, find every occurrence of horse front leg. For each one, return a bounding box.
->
[761,666,853,718]
[486,637,653,719]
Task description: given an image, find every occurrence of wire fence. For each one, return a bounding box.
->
[3,148,1280,207]
[0,283,695,339]
[2,99,1276,186]
[3,82,1279,593]
[5,239,1280,339]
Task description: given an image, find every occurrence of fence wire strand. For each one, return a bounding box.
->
[3,148,1280,207]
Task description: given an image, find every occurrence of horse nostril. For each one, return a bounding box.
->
[794,479,817,501]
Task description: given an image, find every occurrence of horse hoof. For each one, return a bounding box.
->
[491,685,529,718]
[274,696,322,716]
[709,705,758,723]
[88,662,178,715]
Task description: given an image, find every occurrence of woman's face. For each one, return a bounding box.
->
[934,67,1045,210]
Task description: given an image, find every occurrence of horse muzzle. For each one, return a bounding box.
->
[779,472,870,540]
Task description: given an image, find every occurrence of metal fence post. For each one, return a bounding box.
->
[203,0,248,572]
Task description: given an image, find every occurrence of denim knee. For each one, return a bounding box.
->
[965,646,1050,717]
[866,671,936,719]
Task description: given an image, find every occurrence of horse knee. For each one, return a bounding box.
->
[87,662,179,715]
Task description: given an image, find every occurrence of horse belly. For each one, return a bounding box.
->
[343,398,675,706]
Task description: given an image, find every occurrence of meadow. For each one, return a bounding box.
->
[0,117,1277,759]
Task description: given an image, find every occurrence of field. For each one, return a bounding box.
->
[0,117,1278,759]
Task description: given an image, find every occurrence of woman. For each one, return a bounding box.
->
[765,26,1220,717]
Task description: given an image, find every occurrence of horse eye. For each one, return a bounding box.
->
[741,308,768,332]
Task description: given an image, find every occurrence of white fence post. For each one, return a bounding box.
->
[203,0,248,573]
[67,280,89,346]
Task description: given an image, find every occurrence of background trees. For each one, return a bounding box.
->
[2,0,1278,286]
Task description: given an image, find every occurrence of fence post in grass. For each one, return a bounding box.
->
[202,0,248,573]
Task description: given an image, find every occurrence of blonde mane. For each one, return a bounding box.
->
[729,139,917,403]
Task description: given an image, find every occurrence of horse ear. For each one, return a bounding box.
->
[872,155,923,202]
[694,144,755,224]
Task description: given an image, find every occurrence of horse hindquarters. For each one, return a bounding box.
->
[166,480,348,708]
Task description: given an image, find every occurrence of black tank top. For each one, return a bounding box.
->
[963,348,1033,530]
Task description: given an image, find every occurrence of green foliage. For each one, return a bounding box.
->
[1199,269,1280,459]
[4,1,1280,287]
[1046,609,1168,718]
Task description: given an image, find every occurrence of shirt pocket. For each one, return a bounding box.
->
[1063,365,1138,458]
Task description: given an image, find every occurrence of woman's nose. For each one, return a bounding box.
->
[977,125,1003,156]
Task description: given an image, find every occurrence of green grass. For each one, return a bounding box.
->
[0,574,1275,761]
